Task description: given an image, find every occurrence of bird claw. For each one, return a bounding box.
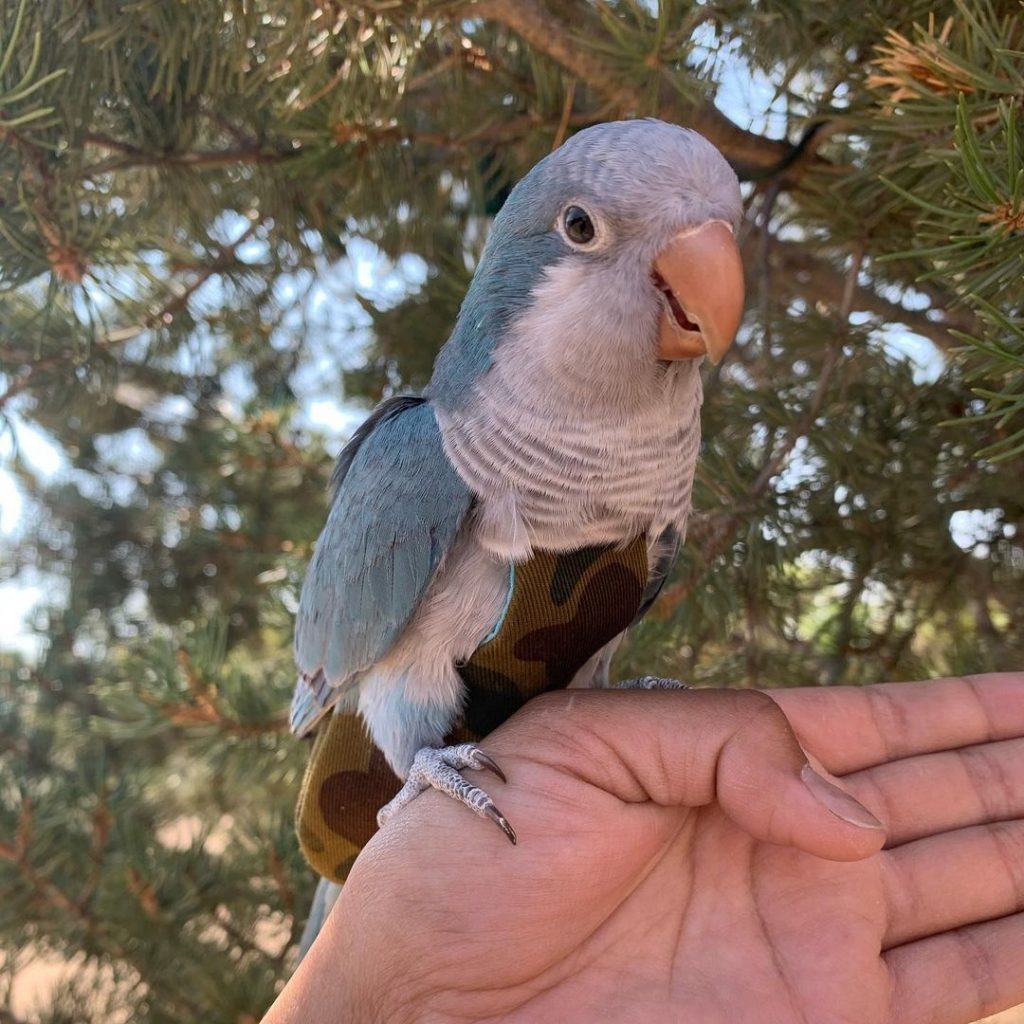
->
[483,803,518,845]
[377,743,517,845]
[469,749,507,784]
[617,675,690,690]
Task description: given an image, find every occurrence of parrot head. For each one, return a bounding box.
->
[430,118,745,405]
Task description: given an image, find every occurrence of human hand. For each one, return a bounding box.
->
[267,674,1024,1024]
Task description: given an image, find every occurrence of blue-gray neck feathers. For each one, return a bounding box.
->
[427,229,561,407]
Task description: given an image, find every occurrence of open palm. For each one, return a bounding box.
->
[272,674,1024,1024]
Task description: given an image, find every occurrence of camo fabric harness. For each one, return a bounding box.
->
[296,536,649,883]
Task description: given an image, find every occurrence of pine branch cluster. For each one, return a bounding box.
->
[1,1,1022,1019]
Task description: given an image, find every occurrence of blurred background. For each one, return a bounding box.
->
[1,0,1022,1019]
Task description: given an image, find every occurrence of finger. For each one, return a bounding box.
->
[770,673,1024,774]
[844,737,1024,847]
[887,912,1024,1024]
[881,820,1024,949]
[513,688,887,862]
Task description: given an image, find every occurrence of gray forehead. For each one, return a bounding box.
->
[493,119,742,240]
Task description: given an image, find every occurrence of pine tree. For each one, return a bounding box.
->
[1,1,1022,1020]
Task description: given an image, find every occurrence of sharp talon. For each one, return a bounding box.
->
[472,750,507,784]
[485,804,517,845]
[618,676,690,690]
[377,744,519,846]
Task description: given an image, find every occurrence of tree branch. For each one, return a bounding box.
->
[0,220,261,412]
[0,798,91,924]
[766,237,976,353]
[474,0,803,181]
[82,120,517,176]
[83,133,302,173]
[158,649,288,737]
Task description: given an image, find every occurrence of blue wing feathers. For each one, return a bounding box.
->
[327,394,425,496]
[293,398,473,705]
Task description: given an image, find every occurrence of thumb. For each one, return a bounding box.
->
[518,688,887,862]
[715,692,887,861]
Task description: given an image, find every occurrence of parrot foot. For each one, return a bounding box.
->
[617,676,691,690]
[377,744,517,846]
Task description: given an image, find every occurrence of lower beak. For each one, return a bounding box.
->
[652,220,745,364]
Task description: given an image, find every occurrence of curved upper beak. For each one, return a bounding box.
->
[652,219,745,364]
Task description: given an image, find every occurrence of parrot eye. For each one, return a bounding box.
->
[563,205,596,246]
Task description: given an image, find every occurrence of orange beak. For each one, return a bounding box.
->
[652,220,745,364]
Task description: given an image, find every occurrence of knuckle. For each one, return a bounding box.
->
[988,822,1024,907]
[720,690,802,772]
[960,744,1017,821]
[733,689,792,731]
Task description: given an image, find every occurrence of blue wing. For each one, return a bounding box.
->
[291,396,473,734]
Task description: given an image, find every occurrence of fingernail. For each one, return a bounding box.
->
[801,764,885,831]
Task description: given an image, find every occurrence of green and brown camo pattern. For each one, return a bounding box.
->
[296,537,649,883]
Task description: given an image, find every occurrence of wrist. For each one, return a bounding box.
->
[325,880,422,1024]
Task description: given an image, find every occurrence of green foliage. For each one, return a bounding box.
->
[1,1,1023,1020]
[892,95,1024,458]
[958,300,1024,459]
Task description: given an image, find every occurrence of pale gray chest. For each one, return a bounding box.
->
[436,363,702,553]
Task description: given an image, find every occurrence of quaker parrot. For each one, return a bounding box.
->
[290,118,745,899]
